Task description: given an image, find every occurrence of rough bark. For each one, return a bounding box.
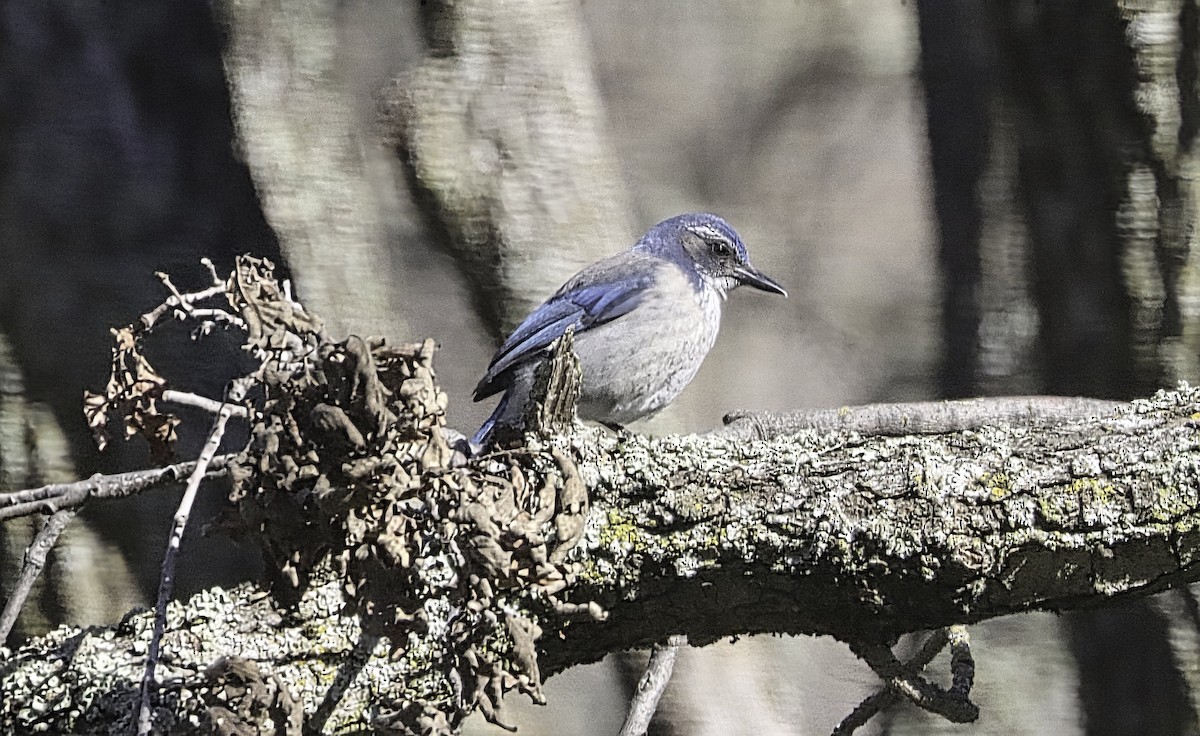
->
[7,384,1200,733]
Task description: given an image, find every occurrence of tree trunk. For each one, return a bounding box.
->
[219,0,409,340]
[385,0,636,339]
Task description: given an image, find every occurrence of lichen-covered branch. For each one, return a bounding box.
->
[506,386,1200,672]
[7,386,1200,733]
[8,258,1200,734]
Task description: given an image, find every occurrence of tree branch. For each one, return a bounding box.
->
[535,388,1200,670]
[618,635,686,736]
[850,627,977,725]
[0,456,236,522]
[0,509,75,643]
[833,628,958,735]
[137,379,251,734]
[6,386,1200,733]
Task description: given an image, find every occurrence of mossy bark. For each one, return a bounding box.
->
[7,387,1200,733]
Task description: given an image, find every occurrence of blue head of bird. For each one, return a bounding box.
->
[633,213,788,299]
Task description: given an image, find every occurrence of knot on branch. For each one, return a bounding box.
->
[485,327,583,447]
[524,328,582,437]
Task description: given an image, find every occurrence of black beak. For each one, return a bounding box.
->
[734,264,788,297]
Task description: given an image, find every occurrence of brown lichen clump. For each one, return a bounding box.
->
[71,255,601,733]
[227,299,593,732]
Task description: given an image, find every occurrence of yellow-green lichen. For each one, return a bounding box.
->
[575,558,606,585]
[598,509,641,550]
[1152,485,1195,522]
[982,471,1011,500]
[1038,493,1080,526]
[1070,477,1116,502]
[909,465,926,491]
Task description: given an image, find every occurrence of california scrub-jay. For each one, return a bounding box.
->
[473,212,786,445]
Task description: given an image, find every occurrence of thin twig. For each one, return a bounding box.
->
[161,390,250,418]
[718,396,1125,441]
[156,272,248,331]
[850,637,979,726]
[0,456,237,521]
[833,628,955,735]
[155,271,192,309]
[183,308,245,328]
[618,635,686,736]
[833,688,897,736]
[136,378,251,735]
[200,257,222,285]
[0,509,76,643]
[139,284,229,331]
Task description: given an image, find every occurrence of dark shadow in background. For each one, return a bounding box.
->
[0,0,280,628]
[919,0,1197,734]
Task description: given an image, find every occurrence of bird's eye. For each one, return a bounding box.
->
[708,240,733,258]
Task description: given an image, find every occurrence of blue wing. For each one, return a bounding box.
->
[473,271,652,400]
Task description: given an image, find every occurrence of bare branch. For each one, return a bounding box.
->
[833,628,958,735]
[137,378,252,735]
[851,640,978,723]
[160,390,250,418]
[154,271,247,331]
[0,510,75,643]
[200,257,222,285]
[947,625,974,700]
[618,635,686,736]
[138,283,230,332]
[718,396,1124,440]
[0,456,236,521]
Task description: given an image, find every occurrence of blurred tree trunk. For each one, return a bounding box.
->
[384,0,636,340]
[379,3,639,734]
[0,335,141,644]
[218,0,411,340]
[919,0,1200,734]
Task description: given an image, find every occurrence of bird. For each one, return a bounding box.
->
[472,212,787,446]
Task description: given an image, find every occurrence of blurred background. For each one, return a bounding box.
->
[1,0,1196,734]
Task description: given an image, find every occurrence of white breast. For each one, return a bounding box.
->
[573,263,723,425]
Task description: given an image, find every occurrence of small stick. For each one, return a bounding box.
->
[0,509,76,643]
[139,284,229,331]
[200,257,223,285]
[136,378,250,734]
[161,390,250,418]
[617,635,686,736]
